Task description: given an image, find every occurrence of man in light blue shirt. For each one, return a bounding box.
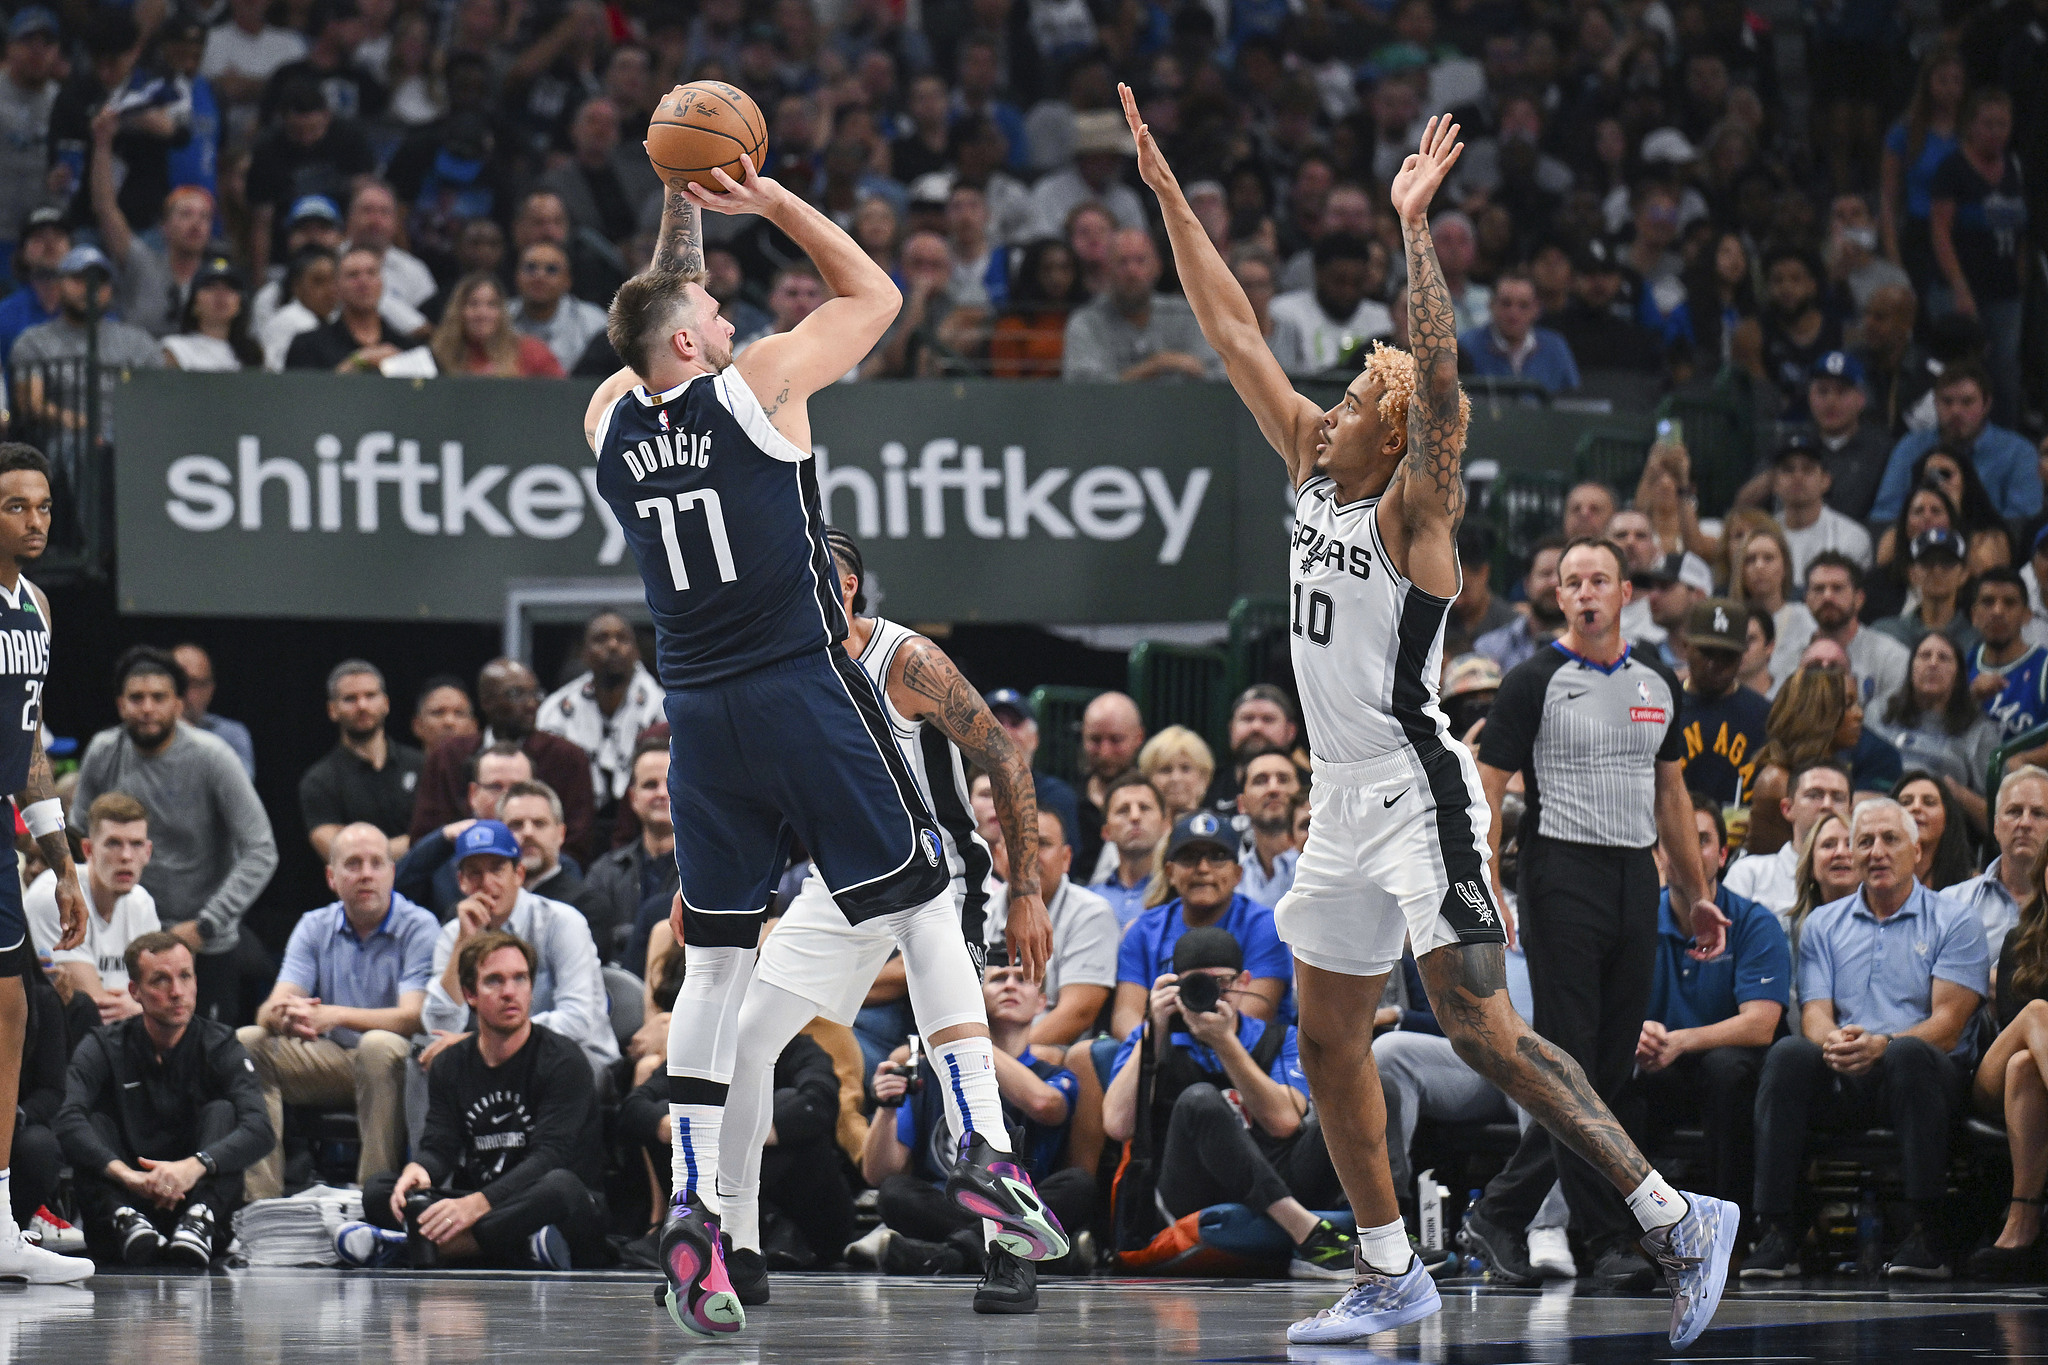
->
[1743,799,1988,1280]
[1458,272,1581,394]
[237,823,440,1200]
[1869,365,2040,521]
[1236,751,1302,910]
[1089,771,1166,929]
[1946,765,2048,962]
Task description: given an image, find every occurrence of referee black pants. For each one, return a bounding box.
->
[1475,838,1660,1254]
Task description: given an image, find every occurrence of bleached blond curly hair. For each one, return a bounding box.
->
[1358,341,1472,453]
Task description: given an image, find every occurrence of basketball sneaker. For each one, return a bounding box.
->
[25,1208,84,1255]
[1289,1220,1358,1280]
[334,1222,407,1269]
[1286,1254,1441,1344]
[658,1195,743,1338]
[112,1207,162,1266]
[720,1232,769,1305]
[0,1227,94,1284]
[1639,1190,1740,1348]
[945,1132,1069,1262]
[164,1204,214,1270]
[973,1244,1037,1314]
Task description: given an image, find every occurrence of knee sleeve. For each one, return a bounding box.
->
[894,893,987,1038]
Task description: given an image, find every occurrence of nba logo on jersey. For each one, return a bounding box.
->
[922,829,943,867]
[658,409,670,431]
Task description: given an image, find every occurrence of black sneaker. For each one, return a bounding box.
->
[1456,1207,1539,1287]
[1884,1226,1951,1280]
[1289,1219,1358,1280]
[1966,1239,2045,1282]
[880,1233,966,1276]
[1738,1225,1802,1279]
[163,1202,215,1270]
[1590,1242,1657,1291]
[723,1239,770,1306]
[112,1207,162,1266]
[974,1244,1038,1314]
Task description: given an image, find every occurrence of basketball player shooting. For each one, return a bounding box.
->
[585,93,1058,1340]
[1119,86,1738,1348]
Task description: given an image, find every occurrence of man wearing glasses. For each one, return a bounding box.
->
[510,241,607,373]
[406,659,598,865]
[1108,813,1293,1040]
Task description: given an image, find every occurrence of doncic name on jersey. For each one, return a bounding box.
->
[618,408,713,481]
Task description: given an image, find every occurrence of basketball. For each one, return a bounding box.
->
[646,81,768,191]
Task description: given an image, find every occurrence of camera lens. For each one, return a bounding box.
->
[1177,972,1221,1013]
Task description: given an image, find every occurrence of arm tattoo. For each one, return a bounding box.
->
[18,730,70,878]
[1416,943,1651,1188]
[761,384,791,420]
[897,641,1041,895]
[651,191,703,275]
[1397,218,1467,527]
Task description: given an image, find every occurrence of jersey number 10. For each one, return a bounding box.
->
[637,490,739,591]
[1292,584,1333,648]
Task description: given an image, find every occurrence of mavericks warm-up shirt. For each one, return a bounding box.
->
[1478,641,1685,849]
[416,1023,604,1202]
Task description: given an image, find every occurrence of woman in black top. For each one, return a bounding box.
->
[1969,852,2048,1278]
[1930,89,2030,424]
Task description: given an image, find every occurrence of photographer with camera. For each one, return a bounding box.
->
[853,955,1093,1310]
[1102,926,1352,1278]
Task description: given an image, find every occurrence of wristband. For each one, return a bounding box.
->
[21,799,62,839]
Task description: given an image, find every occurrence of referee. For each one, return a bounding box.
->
[1458,535,1728,1287]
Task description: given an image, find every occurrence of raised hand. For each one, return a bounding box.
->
[1390,115,1464,225]
[1117,82,1173,194]
[682,153,787,218]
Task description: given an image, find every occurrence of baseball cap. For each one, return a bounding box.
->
[193,255,244,290]
[286,194,342,226]
[983,688,1034,724]
[18,206,64,241]
[1810,349,1866,388]
[1171,925,1244,976]
[1444,653,1503,698]
[158,10,204,42]
[1165,811,1236,862]
[1909,526,1965,563]
[1636,549,1713,595]
[453,819,520,867]
[1686,598,1750,652]
[8,8,57,40]
[58,245,110,277]
[1770,431,1824,466]
[1640,127,1698,164]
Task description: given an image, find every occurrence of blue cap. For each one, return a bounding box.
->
[286,194,341,226]
[58,245,109,277]
[1165,811,1236,861]
[1810,349,1865,388]
[983,688,1034,723]
[1909,527,1965,563]
[454,819,520,866]
[9,8,57,39]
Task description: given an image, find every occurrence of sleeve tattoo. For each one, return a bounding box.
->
[652,190,704,276]
[18,728,71,878]
[897,641,1041,895]
[1399,220,1467,527]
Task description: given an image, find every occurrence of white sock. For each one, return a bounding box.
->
[665,944,757,1215]
[1627,1171,1688,1231]
[669,1104,723,1211]
[928,1036,1010,1154]
[1356,1216,1411,1275]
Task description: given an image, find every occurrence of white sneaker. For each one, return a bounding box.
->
[0,1230,94,1283]
[1527,1226,1577,1280]
[842,1225,894,1269]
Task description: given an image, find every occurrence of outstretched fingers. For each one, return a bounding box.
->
[1119,81,1143,138]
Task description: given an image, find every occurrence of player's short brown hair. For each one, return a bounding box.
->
[124,930,189,983]
[607,268,707,378]
[87,791,148,834]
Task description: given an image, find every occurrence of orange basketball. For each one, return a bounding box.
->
[646,81,768,191]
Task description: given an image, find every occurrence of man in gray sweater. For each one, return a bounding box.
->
[71,648,277,1024]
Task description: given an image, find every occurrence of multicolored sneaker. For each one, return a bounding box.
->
[1287,1254,1442,1344]
[658,1195,743,1338]
[1639,1191,1739,1349]
[25,1208,84,1255]
[945,1131,1070,1263]
[1289,1220,1358,1280]
[333,1222,407,1269]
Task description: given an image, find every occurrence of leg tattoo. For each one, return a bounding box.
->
[1416,943,1651,1189]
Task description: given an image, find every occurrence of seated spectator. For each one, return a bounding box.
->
[1871,365,2039,523]
[1676,600,1771,806]
[421,217,507,325]
[420,821,616,1073]
[1950,766,2048,962]
[1076,690,1147,872]
[284,245,410,372]
[259,246,337,370]
[341,180,435,312]
[159,256,262,371]
[0,210,68,367]
[244,81,375,280]
[1088,771,1166,927]
[1551,249,1665,373]
[250,195,342,332]
[11,968,68,1239]
[536,96,654,252]
[1782,812,1861,982]
[1771,553,1908,711]
[737,262,825,353]
[1138,725,1216,824]
[984,810,1118,1046]
[12,247,164,448]
[1206,686,1306,814]
[987,238,1088,379]
[1873,529,1980,658]
[1060,228,1222,383]
[1967,845,2048,1277]
[1869,632,2001,810]
[339,932,606,1269]
[56,933,271,1267]
[411,674,477,751]
[1103,927,1348,1277]
[1111,814,1291,1039]
[1896,769,1980,891]
[1237,751,1304,909]
[429,273,563,378]
[1740,609,1779,696]
[1447,524,1519,656]
[1771,438,1875,587]
[29,794,157,1025]
[499,780,583,904]
[1619,795,1789,1227]
[1741,799,1989,1280]
[1747,667,1870,855]
[1740,249,1844,421]
[236,824,436,1201]
[1269,233,1393,376]
[1806,351,1894,522]
[1725,759,1852,917]
[1970,567,2048,743]
[576,739,677,965]
[300,659,424,861]
[944,182,1007,311]
[509,242,606,375]
[1459,269,1580,393]
[1029,109,1145,239]
[395,740,532,917]
[854,955,1089,1286]
[980,689,1079,850]
[408,658,597,864]
[1476,538,1566,673]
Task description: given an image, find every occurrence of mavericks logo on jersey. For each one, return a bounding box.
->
[0,625,48,678]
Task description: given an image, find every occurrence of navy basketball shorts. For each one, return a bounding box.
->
[0,834,28,973]
[665,648,951,950]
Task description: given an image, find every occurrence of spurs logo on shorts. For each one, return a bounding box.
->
[1456,881,1494,926]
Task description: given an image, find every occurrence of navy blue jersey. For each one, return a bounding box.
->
[593,371,846,689]
[0,579,48,794]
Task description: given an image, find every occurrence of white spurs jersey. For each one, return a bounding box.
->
[852,617,995,937]
[1289,476,1457,765]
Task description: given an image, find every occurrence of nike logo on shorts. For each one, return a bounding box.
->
[1384,788,1408,808]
